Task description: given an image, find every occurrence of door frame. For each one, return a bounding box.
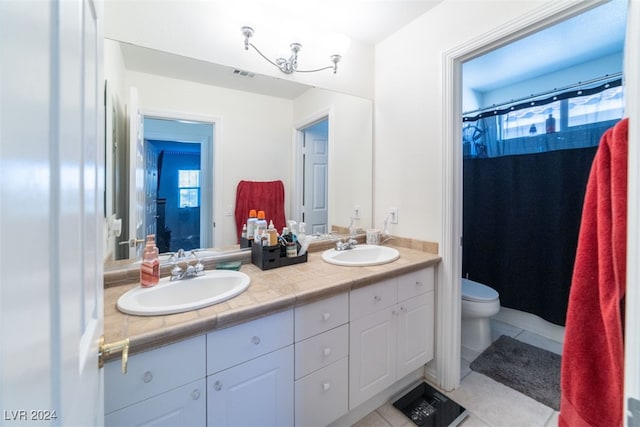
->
[440,0,614,391]
[292,108,333,226]
[623,0,640,421]
[140,108,222,249]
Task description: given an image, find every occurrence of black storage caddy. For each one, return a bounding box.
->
[240,237,252,248]
[251,241,307,270]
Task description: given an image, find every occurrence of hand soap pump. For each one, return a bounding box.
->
[140,234,160,287]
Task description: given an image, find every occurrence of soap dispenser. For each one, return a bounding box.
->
[140,234,160,287]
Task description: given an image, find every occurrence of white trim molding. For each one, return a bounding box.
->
[440,0,610,391]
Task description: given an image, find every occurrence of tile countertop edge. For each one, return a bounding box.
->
[103,246,441,362]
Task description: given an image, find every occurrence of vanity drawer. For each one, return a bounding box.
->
[295,357,348,427]
[294,292,348,342]
[397,267,434,302]
[350,278,396,320]
[105,335,205,414]
[207,309,293,375]
[295,324,348,379]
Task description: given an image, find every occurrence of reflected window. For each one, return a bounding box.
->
[178,169,200,208]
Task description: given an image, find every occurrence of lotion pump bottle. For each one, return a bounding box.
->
[140,234,160,287]
[267,220,278,246]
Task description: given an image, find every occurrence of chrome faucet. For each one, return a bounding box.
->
[169,249,204,281]
[335,217,358,251]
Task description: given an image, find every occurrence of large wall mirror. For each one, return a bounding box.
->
[104,41,373,264]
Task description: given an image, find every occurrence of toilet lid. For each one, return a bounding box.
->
[462,279,499,302]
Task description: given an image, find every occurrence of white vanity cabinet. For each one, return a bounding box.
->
[206,309,294,427]
[349,267,434,409]
[293,293,349,427]
[104,335,206,427]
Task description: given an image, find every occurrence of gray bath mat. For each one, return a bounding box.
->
[470,335,561,410]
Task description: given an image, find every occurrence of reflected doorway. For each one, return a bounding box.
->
[298,118,329,234]
[143,117,214,254]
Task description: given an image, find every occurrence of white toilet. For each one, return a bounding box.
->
[461,278,500,352]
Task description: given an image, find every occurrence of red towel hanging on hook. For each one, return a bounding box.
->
[234,180,286,243]
[559,118,628,427]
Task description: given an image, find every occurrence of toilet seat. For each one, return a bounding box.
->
[462,279,499,302]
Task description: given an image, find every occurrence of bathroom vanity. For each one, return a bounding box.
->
[102,242,440,426]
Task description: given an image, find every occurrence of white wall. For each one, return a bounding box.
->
[477,52,623,109]
[293,88,373,230]
[374,0,563,244]
[125,70,294,247]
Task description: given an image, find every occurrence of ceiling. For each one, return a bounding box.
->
[114,1,444,99]
[464,0,627,93]
[114,0,627,100]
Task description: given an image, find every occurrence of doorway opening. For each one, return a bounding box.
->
[143,117,214,254]
[441,0,627,391]
[295,117,329,234]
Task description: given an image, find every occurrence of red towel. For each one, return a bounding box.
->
[234,180,287,243]
[559,118,628,427]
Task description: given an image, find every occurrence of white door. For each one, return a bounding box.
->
[397,293,434,379]
[301,120,329,234]
[207,346,294,427]
[128,87,145,258]
[0,0,104,424]
[349,306,397,409]
[144,142,158,239]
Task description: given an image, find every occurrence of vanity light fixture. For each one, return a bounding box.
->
[241,26,341,74]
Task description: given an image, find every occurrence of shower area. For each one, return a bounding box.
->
[461,0,627,326]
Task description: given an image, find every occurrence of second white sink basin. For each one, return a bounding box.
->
[117,270,251,316]
[321,244,400,267]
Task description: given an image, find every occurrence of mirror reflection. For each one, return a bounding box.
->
[104,41,373,264]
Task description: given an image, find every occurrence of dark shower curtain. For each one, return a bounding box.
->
[461,79,623,326]
[462,147,596,325]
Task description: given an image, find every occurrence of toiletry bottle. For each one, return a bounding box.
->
[267,220,278,246]
[287,220,298,242]
[241,224,247,240]
[246,209,257,241]
[140,234,160,287]
[546,113,556,133]
[256,210,268,241]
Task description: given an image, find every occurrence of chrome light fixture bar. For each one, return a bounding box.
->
[241,26,341,74]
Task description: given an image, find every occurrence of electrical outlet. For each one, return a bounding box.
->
[389,207,398,224]
[353,205,361,220]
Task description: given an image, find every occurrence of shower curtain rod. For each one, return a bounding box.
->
[463,72,623,117]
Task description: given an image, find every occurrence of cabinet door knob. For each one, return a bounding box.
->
[322,383,331,392]
[416,281,423,286]
[322,312,331,321]
[191,389,201,400]
[143,371,153,383]
[374,295,381,302]
[251,336,261,345]
[214,380,222,391]
[323,347,332,357]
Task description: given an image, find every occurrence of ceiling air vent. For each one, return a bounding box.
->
[233,69,256,78]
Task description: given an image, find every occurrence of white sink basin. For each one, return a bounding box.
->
[117,270,251,316]
[321,244,400,267]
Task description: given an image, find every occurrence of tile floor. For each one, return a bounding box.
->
[352,316,564,427]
